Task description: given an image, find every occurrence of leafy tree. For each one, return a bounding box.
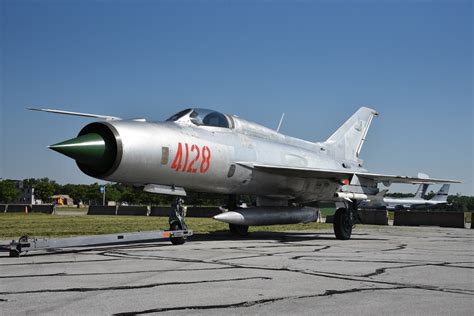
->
[0,180,21,203]
[61,184,89,205]
[86,183,103,205]
[105,184,122,203]
[120,189,139,204]
[425,190,436,200]
[34,178,57,202]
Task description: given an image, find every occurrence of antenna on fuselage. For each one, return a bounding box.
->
[276,113,285,132]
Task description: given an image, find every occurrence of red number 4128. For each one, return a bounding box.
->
[171,142,211,174]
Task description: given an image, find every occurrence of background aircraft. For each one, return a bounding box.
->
[30,107,459,241]
[360,184,450,211]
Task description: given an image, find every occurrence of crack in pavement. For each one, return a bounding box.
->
[0,266,234,279]
[313,245,331,252]
[188,244,332,258]
[199,243,322,251]
[291,245,331,259]
[0,258,119,266]
[287,256,474,278]
[0,276,271,295]
[218,254,273,261]
[289,256,456,265]
[361,262,474,278]
[99,250,474,296]
[361,263,435,278]
[380,244,407,252]
[113,286,411,315]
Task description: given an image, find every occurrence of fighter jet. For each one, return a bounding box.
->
[360,184,451,211]
[29,107,460,241]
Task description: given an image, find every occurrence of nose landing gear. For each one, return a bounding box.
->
[169,197,188,245]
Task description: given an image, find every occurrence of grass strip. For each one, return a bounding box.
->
[0,213,331,240]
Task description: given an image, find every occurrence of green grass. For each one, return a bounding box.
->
[320,207,335,217]
[465,212,471,223]
[0,213,332,240]
[0,213,169,239]
[388,211,394,221]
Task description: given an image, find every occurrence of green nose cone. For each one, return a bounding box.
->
[49,133,106,165]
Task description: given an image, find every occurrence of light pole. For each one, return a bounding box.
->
[100,185,105,206]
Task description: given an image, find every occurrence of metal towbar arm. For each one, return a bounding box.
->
[9,229,193,257]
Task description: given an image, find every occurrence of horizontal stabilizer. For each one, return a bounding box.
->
[28,108,122,120]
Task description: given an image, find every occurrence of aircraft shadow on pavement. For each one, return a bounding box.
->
[191,231,388,242]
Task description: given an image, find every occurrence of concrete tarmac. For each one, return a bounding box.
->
[0,226,473,315]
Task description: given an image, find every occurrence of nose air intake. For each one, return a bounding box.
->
[49,122,122,178]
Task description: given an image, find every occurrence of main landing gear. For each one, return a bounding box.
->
[169,197,188,245]
[333,200,359,240]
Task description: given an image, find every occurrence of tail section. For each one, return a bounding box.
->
[324,107,378,161]
[430,184,450,202]
[414,183,429,199]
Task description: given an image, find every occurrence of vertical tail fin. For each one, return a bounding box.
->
[414,183,429,199]
[324,107,379,161]
[430,184,450,202]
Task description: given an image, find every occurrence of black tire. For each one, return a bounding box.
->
[229,224,249,236]
[9,249,20,258]
[169,222,186,245]
[333,207,353,240]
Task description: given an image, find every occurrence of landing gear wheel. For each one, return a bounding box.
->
[229,224,249,236]
[169,222,186,245]
[9,235,28,257]
[334,207,353,240]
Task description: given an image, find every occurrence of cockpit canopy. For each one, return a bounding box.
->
[166,108,231,128]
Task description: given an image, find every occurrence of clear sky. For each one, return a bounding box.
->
[1,0,472,195]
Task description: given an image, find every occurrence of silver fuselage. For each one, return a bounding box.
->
[97,118,362,202]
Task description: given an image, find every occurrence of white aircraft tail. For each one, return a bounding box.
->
[414,183,429,199]
[324,107,378,161]
[430,184,450,202]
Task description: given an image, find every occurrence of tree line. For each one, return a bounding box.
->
[0,178,473,211]
[0,178,233,206]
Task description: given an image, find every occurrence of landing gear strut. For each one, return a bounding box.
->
[333,200,358,240]
[169,197,188,245]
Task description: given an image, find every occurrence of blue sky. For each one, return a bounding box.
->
[1,0,472,195]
